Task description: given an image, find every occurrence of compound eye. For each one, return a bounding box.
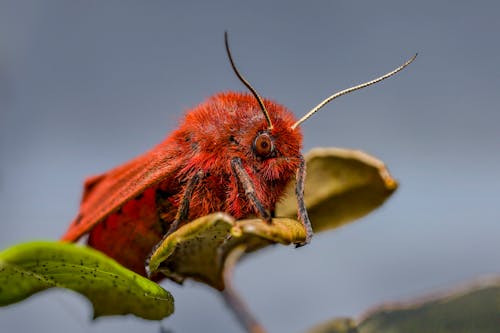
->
[254,132,274,158]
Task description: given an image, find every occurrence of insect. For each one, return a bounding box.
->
[62,32,416,277]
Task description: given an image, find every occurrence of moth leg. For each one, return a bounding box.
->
[231,157,271,223]
[295,155,313,246]
[145,170,204,276]
[169,170,204,234]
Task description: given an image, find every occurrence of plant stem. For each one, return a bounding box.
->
[221,246,267,333]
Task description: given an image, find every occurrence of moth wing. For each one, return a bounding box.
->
[81,173,107,203]
[62,144,180,242]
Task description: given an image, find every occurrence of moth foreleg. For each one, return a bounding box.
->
[295,155,313,246]
[231,157,271,223]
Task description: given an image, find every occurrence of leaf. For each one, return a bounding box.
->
[148,213,306,290]
[307,318,360,333]
[359,280,500,333]
[0,241,174,320]
[306,278,500,333]
[148,148,398,290]
[276,148,398,232]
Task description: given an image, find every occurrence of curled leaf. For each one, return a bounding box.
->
[148,148,397,290]
[148,213,306,290]
[0,241,174,320]
[276,147,398,232]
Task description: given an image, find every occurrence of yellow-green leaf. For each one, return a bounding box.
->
[148,213,306,290]
[0,241,174,320]
[148,148,397,290]
[276,148,398,232]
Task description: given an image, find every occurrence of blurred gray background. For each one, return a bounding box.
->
[1,1,499,332]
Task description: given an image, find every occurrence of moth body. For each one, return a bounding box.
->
[63,92,304,276]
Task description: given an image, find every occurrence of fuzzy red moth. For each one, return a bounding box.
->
[62,32,416,277]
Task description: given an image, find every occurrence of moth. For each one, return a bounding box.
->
[62,32,416,276]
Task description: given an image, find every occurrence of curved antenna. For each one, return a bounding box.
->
[224,31,273,130]
[291,53,418,130]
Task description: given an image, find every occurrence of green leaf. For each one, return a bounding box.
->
[277,148,398,232]
[0,241,174,320]
[307,279,500,333]
[148,213,306,290]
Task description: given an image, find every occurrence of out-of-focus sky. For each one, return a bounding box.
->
[1,1,499,332]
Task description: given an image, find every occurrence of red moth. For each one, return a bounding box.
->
[62,32,416,277]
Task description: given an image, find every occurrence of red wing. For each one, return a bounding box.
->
[62,142,181,242]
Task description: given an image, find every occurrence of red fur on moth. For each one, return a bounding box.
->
[62,92,304,276]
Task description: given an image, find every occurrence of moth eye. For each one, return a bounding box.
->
[253,132,274,158]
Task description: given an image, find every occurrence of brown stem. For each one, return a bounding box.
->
[221,246,268,333]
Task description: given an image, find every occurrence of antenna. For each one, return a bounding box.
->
[224,31,274,130]
[291,53,417,130]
